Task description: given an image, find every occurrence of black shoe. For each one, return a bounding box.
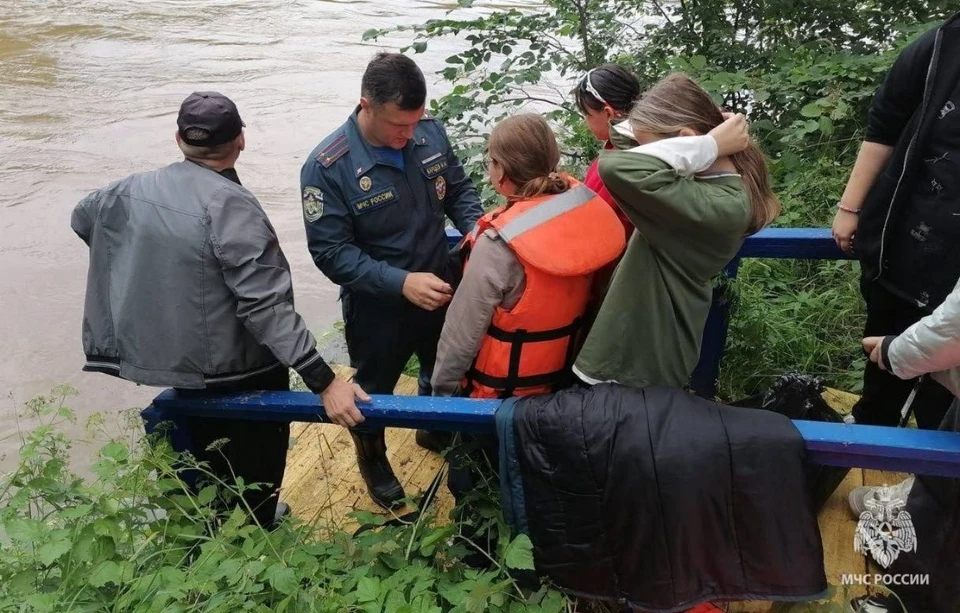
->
[350,430,405,509]
[849,594,904,613]
[416,430,454,455]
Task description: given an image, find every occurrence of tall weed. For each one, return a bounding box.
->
[0,387,569,613]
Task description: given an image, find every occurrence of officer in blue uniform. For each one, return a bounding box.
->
[301,52,483,508]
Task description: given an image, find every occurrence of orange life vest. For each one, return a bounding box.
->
[460,179,626,399]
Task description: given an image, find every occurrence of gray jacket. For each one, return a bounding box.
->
[883,277,960,397]
[71,160,335,393]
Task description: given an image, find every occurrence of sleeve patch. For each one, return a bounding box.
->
[302,186,324,222]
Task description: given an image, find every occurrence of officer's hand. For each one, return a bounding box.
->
[708,113,750,157]
[320,378,370,428]
[402,272,453,311]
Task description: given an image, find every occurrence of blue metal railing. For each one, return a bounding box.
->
[142,227,960,477]
[446,226,855,399]
[143,387,960,477]
[689,227,856,398]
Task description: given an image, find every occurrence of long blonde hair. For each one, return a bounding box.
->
[629,73,780,233]
[489,114,571,203]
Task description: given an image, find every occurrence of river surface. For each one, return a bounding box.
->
[0,0,529,470]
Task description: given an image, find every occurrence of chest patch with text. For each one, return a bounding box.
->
[421,155,448,179]
[351,187,398,215]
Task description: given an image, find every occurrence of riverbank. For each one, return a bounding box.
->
[0,0,510,468]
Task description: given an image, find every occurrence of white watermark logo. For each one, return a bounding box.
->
[841,573,929,586]
[853,485,917,568]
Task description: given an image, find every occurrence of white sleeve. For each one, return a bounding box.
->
[888,281,960,383]
[611,119,636,141]
[625,135,719,176]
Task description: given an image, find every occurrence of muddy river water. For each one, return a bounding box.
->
[0,0,533,468]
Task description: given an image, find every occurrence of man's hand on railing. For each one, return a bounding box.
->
[320,378,370,428]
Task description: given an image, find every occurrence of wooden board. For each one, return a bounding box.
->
[282,379,889,611]
[280,366,455,533]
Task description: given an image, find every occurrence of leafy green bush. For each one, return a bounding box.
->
[368,0,956,399]
[0,387,567,613]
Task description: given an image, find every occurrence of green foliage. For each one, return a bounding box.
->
[0,388,567,612]
[369,0,956,398]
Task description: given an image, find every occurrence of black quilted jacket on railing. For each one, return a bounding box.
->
[496,383,828,612]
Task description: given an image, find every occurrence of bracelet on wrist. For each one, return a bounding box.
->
[836,202,861,214]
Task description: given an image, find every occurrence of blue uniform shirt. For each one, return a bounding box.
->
[301,110,483,301]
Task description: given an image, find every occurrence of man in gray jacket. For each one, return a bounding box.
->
[72,91,369,527]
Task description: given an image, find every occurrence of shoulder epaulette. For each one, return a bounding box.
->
[316,133,349,168]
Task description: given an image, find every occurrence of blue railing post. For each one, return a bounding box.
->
[690,228,855,399]
[140,402,204,488]
[690,258,742,399]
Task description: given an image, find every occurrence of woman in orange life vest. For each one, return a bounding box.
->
[572,64,641,241]
[430,114,626,400]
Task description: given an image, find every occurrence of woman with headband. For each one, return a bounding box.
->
[573,64,642,240]
[431,114,625,399]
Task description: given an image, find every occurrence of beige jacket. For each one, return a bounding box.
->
[431,229,525,396]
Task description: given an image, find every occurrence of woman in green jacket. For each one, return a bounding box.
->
[573,73,780,390]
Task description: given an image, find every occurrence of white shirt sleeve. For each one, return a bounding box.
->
[888,280,960,396]
[611,119,636,141]
[624,135,719,176]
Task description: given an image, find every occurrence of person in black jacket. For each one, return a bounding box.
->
[832,11,960,429]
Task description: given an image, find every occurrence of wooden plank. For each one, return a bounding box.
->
[280,367,455,532]
[818,468,869,606]
[862,468,911,489]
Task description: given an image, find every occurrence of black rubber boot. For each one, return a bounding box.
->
[415,430,454,455]
[350,429,405,509]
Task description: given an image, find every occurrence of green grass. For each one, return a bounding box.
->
[0,387,566,613]
[719,258,866,401]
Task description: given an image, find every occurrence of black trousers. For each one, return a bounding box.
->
[851,280,953,429]
[342,292,445,417]
[177,364,290,526]
[888,399,960,612]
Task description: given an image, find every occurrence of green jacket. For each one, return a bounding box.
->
[574,136,751,389]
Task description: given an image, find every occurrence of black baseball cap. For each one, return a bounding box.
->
[177,91,245,146]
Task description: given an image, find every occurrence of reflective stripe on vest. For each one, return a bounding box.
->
[497,184,595,243]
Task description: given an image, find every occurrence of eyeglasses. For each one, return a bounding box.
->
[580,68,609,108]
